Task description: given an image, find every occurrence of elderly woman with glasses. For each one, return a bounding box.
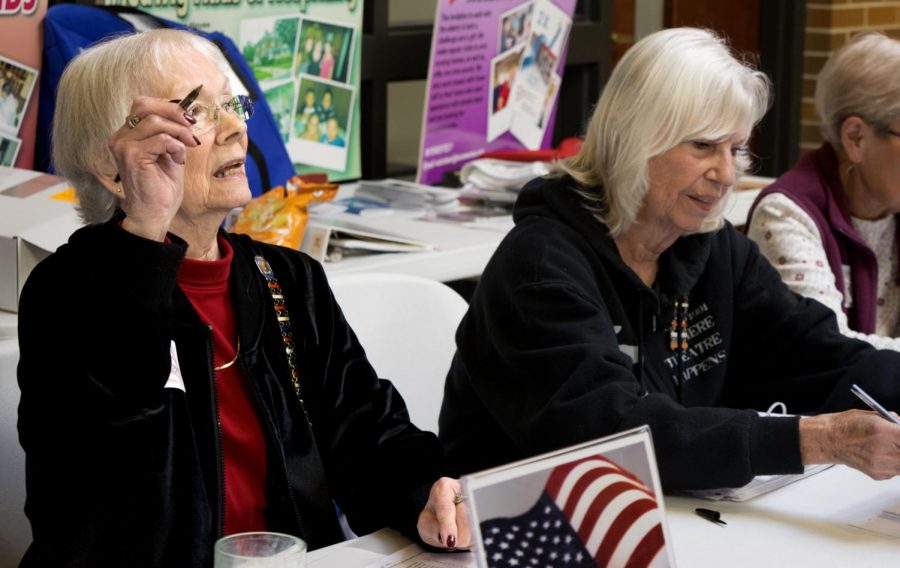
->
[748,33,900,350]
[439,27,900,493]
[17,29,468,566]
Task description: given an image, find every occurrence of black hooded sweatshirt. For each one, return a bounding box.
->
[439,175,900,490]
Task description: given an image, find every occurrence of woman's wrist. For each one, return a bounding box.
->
[798,414,834,465]
[121,215,169,242]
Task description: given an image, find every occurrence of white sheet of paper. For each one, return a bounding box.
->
[851,502,900,539]
[362,543,474,568]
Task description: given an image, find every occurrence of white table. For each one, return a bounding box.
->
[311,182,765,284]
[308,466,900,567]
[665,466,900,566]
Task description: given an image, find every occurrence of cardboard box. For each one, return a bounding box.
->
[0,168,82,312]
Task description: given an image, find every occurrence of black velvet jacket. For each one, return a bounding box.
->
[17,219,444,567]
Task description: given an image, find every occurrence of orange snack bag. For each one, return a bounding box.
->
[231,176,338,249]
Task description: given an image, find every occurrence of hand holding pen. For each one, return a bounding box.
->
[797,384,900,481]
[109,85,204,242]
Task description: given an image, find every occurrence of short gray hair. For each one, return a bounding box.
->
[554,27,771,236]
[52,29,229,224]
[815,32,900,148]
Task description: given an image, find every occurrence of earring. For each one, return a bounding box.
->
[848,163,856,177]
[114,173,122,193]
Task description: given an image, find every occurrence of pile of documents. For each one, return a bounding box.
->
[459,158,551,206]
[356,179,459,212]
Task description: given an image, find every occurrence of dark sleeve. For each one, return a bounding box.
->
[17,224,188,566]
[725,229,900,416]
[271,250,446,539]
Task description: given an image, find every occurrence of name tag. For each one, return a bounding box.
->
[164,341,186,392]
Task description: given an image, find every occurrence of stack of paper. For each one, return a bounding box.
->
[686,464,833,502]
[356,179,459,212]
[459,158,550,205]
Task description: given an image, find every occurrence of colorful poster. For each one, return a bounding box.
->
[133,0,362,181]
[0,2,48,170]
[418,0,575,186]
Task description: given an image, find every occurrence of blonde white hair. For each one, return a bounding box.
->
[553,27,771,236]
[815,32,900,149]
[52,29,229,224]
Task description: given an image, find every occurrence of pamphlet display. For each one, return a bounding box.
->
[0,4,46,169]
[418,0,575,186]
[135,0,363,182]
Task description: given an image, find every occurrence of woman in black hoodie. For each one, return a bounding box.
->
[440,27,900,491]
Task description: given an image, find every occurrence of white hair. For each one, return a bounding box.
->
[52,29,229,224]
[553,27,771,236]
[815,32,900,149]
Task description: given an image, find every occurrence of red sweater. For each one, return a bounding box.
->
[177,236,268,535]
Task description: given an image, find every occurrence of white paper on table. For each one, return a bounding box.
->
[362,543,474,568]
[851,501,900,539]
[307,545,384,567]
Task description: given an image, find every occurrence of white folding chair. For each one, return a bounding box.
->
[328,272,468,434]
[0,338,29,565]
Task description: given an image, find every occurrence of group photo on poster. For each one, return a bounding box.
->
[240,12,357,173]
[289,74,354,170]
[296,16,355,83]
[0,54,38,136]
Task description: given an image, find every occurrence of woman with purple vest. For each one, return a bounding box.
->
[747,33,900,349]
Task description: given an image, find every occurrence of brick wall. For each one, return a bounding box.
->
[801,1,900,151]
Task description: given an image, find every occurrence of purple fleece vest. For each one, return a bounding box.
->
[747,143,900,334]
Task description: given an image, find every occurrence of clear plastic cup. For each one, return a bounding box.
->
[213,532,307,567]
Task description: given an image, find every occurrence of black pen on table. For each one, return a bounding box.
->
[851,383,900,425]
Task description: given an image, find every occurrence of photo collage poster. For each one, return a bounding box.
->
[0,5,46,169]
[142,0,362,181]
[418,0,575,186]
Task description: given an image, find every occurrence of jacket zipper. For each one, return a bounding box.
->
[239,352,308,541]
[206,326,226,538]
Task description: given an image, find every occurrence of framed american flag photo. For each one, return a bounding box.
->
[462,426,676,568]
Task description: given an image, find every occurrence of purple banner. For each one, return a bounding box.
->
[417,0,576,186]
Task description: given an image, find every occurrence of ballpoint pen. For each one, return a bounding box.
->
[851,383,900,425]
[175,84,203,110]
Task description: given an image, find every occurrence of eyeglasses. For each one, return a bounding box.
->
[181,94,254,135]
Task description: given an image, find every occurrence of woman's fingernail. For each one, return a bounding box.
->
[183,112,197,124]
[193,135,201,145]
[446,534,456,550]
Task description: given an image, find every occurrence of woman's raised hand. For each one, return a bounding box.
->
[108,95,201,241]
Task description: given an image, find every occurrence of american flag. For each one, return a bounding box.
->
[480,455,668,568]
